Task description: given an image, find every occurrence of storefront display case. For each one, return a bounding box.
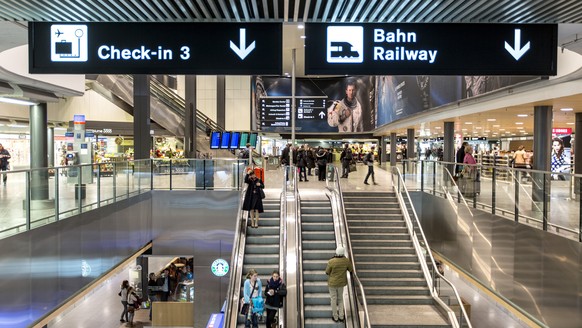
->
[176,281,194,302]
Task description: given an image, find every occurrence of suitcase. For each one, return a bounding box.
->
[253,167,265,181]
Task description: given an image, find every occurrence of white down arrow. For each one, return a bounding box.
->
[504,29,530,61]
[230,28,256,60]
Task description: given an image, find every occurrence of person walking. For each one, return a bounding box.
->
[119,280,130,323]
[339,144,352,178]
[0,143,11,185]
[264,270,286,328]
[243,269,263,328]
[455,142,468,176]
[160,268,170,301]
[243,169,265,228]
[363,146,378,185]
[316,148,328,181]
[126,286,139,326]
[280,143,291,181]
[147,272,159,321]
[325,246,353,323]
[297,146,308,182]
[306,146,316,176]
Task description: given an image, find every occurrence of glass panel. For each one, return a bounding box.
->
[548,174,579,240]
[58,165,81,220]
[99,161,115,206]
[169,159,196,189]
[115,162,130,200]
[152,159,171,189]
[0,170,28,238]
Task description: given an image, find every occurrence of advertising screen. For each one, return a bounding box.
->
[230,132,241,149]
[210,131,221,149]
[249,133,258,148]
[220,131,231,149]
[239,132,249,149]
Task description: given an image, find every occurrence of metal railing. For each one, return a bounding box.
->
[401,159,582,242]
[391,167,472,328]
[0,158,247,240]
[326,165,371,328]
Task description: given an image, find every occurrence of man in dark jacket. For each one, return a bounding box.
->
[280,143,291,181]
[363,146,378,185]
[326,246,353,323]
[0,143,11,185]
[339,144,352,178]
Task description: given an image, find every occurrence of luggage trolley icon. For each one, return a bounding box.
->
[50,25,88,62]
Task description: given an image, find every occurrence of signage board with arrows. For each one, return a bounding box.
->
[29,22,282,75]
[305,23,557,76]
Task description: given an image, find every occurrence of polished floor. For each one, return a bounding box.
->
[45,162,534,328]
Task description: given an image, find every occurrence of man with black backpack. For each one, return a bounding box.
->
[340,144,353,178]
[363,146,378,185]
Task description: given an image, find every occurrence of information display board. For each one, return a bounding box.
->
[220,131,231,149]
[230,132,241,149]
[29,22,282,74]
[305,23,557,76]
[210,132,221,149]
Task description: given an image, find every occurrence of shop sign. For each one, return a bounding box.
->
[29,22,282,74]
[210,259,229,277]
[305,23,557,75]
[552,128,571,134]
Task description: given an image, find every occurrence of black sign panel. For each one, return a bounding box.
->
[305,23,557,76]
[260,98,292,129]
[29,22,282,74]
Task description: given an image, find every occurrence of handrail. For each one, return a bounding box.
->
[278,167,288,328]
[293,166,305,328]
[391,166,472,328]
[223,186,248,328]
[327,165,371,328]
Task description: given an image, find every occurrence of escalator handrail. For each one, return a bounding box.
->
[293,166,304,328]
[224,186,249,328]
[278,167,288,328]
[327,165,371,328]
[391,167,472,328]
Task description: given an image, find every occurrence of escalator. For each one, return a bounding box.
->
[86,74,231,157]
[237,196,281,327]
[299,197,339,328]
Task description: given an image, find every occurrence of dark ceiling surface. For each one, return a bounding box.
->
[0,0,581,23]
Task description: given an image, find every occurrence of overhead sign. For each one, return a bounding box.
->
[552,128,572,135]
[29,22,282,74]
[305,23,557,76]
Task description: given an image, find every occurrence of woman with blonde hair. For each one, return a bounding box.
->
[242,269,263,328]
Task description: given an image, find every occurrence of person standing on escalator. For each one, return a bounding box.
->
[325,246,353,323]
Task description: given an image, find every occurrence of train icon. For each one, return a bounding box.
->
[329,42,360,59]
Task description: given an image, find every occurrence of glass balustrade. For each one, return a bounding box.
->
[0,158,244,240]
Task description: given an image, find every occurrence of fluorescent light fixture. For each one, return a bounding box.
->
[465,122,472,124]
[487,118,496,121]
[435,126,441,129]
[566,122,574,125]
[297,24,304,29]
[484,130,491,133]
[560,108,573,111]
[475,127,482,129]
[517,114,528,117]
[8,124,29,128]
[516,127,524,129]
[0,97,38,106]
[54,127,67,131]
[300,35,306,39]
[499,128,506,131]
[462,128,468,131]
[515,122,523,125]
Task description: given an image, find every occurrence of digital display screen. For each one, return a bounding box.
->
[239,132,249,149]
[210,131,221,149]
[230,132,241,149]
[220,131,231,149]
[249,133,258,148]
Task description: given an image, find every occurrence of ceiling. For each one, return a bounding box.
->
[2,0,582,137]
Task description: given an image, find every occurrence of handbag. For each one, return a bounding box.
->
[349,163,357,172]
[240,302,250,315]
[259,188,266,199]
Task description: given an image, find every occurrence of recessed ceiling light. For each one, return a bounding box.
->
[465,122,472,124]
[484,130,491,133]
[511,133,517,136]
[560,108,573,111]
[435,126,441,129]
[493,124,500,127]
[0,97,38,106]
[517,114,528,117]
[462,128,468,131]
[566,122,574,125]
[515,122,523,125]
[300,35,306,39]
[499,128,505,131]
[297,24,304,29]
[487,118,496,122]
[516,127,524,129]
[475,127,482,129]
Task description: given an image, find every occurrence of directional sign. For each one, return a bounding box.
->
[305,23,557,76]
[29,22,282,74]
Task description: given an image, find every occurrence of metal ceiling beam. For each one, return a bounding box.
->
[28,1,68,21]
[97,0,127,21]
[261,0,269,19]
[509,0,549,23]
[369,0,389,22]
[445,0,478,22]
[130,0,156,21]
[423,0,456,22]
[150,1,173,20]
[272,0,278,20]
[239,0,250,20]
[458,0,498,22]
[250,0,260,19]
[406,0,434,22]
[303,0,311,22]
[339,0,355,22]
[1,0,39,21]
[163,0,184,20]
[433,0,468,22]
[293,0,300,22]
[283,0,289,21]
[229,0,241,21]
[331,0,346,22]
[218,0,233,20]
[109,1,137,21]
[207,0,223,20]
[358,0,379,22]
[395,0,423,23]
[385,0,412,22]
[79,1,118,21]
[197,0,213,19]
[320,0,334,22]
[312,0,322,22]
[347,0,365,22]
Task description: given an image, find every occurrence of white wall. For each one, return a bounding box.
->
[196,75,217,121]
[48,90,134,123]
[225,76,251,131]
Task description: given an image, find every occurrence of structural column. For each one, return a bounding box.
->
[133,75,151,160]
[30,103,49,200]
[532,106,552,215]
[47,126,54,167]
[216,75,225,129]
[444,122,455,163]
[575,113,582,197]
[390,132,397,167]
[407,128,415,159]
[184,75,197,157]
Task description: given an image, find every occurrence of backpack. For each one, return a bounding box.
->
[251,296,265,314]
[344,148,353,160]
